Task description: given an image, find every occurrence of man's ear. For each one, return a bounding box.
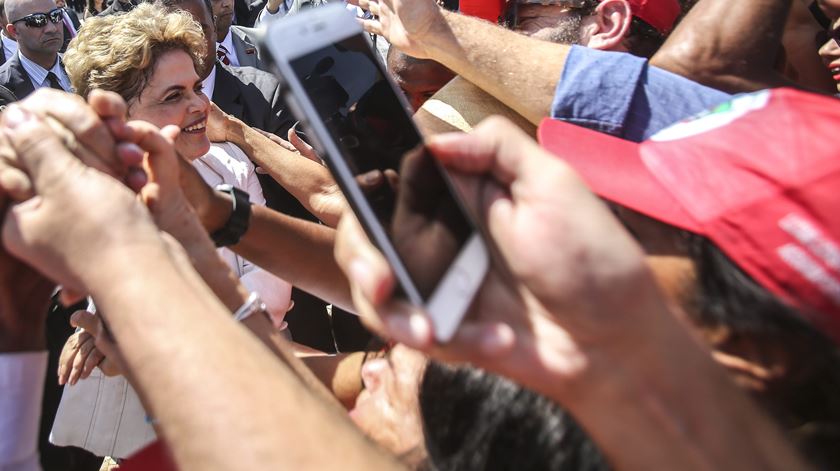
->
[5,23,17,41]
[580,0,632,52]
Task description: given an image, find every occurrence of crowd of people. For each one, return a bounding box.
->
[2,0,840,469]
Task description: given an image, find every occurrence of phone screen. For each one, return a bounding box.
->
[290,35,472,300]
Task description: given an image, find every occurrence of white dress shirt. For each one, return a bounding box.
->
[192,142,293,325]
[0,351,47,471]
[17,52,71,92]
[1,32,18,62]
[217,30,240,68]
[202,64,217,102]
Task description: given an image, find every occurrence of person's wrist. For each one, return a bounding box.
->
[527,288,677,406]
[202,190,234,233]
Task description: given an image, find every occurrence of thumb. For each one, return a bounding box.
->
[70,309,100,335]
[2,105,85,197]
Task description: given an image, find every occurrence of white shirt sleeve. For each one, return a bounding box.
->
[0,351,48,471]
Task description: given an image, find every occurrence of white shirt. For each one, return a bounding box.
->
[217,31,240,68]
[192,142,293,325]
[17,51,71,92]
[255,0,359,26]
[202,64,217,102]
[1,32,17,62]
[0,351,47,471]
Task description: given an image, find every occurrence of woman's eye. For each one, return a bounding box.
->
[164,93,181,102]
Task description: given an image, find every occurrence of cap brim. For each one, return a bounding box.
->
[537,118,699,233]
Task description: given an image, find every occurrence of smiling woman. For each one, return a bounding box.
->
[63,3,292,321]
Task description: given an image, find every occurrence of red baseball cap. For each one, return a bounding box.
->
[538,88,840,341]
[460,0,680,34]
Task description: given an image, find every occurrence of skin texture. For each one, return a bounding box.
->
[5,0,62,69]
[128,49,211,161]
[349,345,427,458]
[334,113,810,470]
[210,0,233,42]
[0,90,396,470]
[387,48,455,112]
[170,0,216,80]
[650,0,834,94]
[818,16,840,92]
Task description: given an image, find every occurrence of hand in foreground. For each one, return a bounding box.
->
[0,180,54,352]
[334,117,663,399]
[0,89,146,197]
[348,0,445,59]
[57,310,122,385]
[0,106,164,296]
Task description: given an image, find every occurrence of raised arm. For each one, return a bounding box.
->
[0,105,398,471]
[351,0,569,125]
[208,104,346,226]
[650,0,834,93]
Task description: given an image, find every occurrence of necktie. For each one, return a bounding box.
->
[217,44,231,66]
[46,72,63,91]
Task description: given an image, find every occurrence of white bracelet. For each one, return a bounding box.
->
[233,292,266,322]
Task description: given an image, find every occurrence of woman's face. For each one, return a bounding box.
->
[128,49,210,160]
[819,17,840,92]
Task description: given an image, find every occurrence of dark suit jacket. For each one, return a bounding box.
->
[60,9,82,52]
[212,62,292,136]
[0,53,36,100]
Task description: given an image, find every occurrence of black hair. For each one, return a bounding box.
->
[418,363,610,471]
[685,235,840,468]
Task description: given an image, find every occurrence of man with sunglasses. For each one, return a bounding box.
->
[0,0,69,101]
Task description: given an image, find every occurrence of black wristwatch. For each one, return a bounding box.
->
[211,184,251,247]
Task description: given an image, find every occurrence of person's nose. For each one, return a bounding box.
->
[819,38,840,64]
[360,358,388,392]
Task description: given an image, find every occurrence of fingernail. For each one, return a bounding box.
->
[3,105,33,129]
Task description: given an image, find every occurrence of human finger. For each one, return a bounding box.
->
[80,347,105,380]
[358,18,383,36]
[70,309,101,335]
[334,212,395,306]
[427,116,536,185]
[288,126,320,163]
[17,89,125,177]
[0,106,87,196]
[69,334,97,385]
[59,288,86,307]
[57,331,83,385]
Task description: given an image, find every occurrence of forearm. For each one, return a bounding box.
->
[650,0,794,93]
[226,119,340,225]
[234,204,354,310]
[88,245,396,470]
[546,301,808,470]
[424,11,568,125]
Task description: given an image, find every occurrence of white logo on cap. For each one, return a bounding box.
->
[651,91,771,142]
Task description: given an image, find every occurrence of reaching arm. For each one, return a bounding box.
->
[0,107,398,471]
[209,106,346,226]
[351,0,569,125]
[651,0,834,93]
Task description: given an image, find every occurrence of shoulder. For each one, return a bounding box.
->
[207,143,255,182]
[230,25,259,42]
[226,64,279,88]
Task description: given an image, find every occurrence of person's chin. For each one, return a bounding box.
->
[178,135,211,161]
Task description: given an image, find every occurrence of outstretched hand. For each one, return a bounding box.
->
[348,0,446,59]
[334,117,662,400]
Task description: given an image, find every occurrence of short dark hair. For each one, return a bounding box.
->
[418,363,609,471]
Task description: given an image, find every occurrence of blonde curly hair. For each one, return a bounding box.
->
[64,2,206,102]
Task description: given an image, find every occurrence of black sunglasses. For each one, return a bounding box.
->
[11,8,63,28]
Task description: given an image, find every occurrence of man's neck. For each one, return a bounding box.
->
[21,50,58,71]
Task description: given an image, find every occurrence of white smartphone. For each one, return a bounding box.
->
[260,4,489,341]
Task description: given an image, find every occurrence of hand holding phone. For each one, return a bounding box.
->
[261,4,489,341]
